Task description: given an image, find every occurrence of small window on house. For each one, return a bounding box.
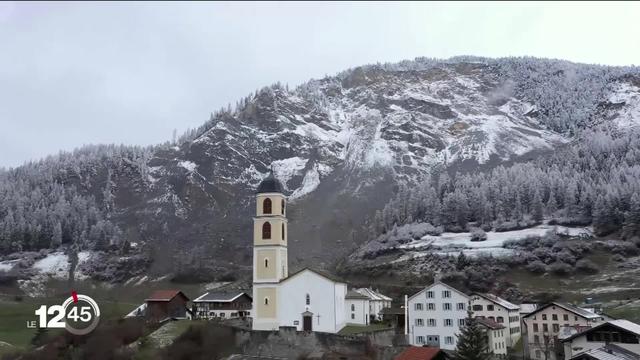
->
[443,290,451,298]
[426,291,434,298]
[306,294,310,305]
[351,313,355,319]
[563,314,569,321]
[473,305,483,311]
[457,302,465,310]
[487,305,494,311]
[459,319,466,326]
[263,198,272,214]
[445,336,454,345]
[497,316,504,323]
[264,258,269,268]
[262,222,271,239]
[351,304,355,311]
[542,314,547,320]
[415,303,423,311]
[281,199,285,215]
[417,336,425,344]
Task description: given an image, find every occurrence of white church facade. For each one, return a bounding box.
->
[251,173,389,333]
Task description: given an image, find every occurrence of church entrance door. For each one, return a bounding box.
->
[302,313,313,331]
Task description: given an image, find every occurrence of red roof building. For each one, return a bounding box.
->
[145,290,190,322]
[395,346,446,360]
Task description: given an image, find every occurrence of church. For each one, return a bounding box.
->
[251,173,377,333]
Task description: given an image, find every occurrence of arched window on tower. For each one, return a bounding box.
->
[351,304,355,311]
[263,198,272,214]
[262,222,271,239]
[281,199,285,215]
[264,258,269,268]
[264,298,269,305]
[306,294,310,305]
[282,223,285,240]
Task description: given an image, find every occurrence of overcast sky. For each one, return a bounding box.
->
[1,1,639,168]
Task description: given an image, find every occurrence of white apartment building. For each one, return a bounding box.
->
[407,280,470,350]
[471,292,521,347]
[477,317,509,357]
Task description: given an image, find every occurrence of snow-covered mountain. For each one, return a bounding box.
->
[1,56,639,281]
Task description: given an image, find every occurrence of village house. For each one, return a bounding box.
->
[346,289,371,325]
[477,317,508,357]
[144,290,190,322]
[251,173,385,333]
[470,292,521,347]
[354,287,393,321]
[406,278,470,350]
[193,291,252,319]
[566,344,640,360]
[560,320,640,360]
[522,302,605,360]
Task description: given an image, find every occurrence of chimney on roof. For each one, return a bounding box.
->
[434,271,442,283]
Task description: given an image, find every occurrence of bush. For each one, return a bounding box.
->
[526,260,546,274]
[470,228,487,242]
[575,259,599,274]
[548,261,573,275]
[612,254,625,262]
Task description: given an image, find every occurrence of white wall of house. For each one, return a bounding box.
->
[195,308,248,319]
[408,282,470,351]
[562,331,640,359]
[471,295,521,347]
[486,327,509,356]
[276,270,347,333]
[346,298,370,325]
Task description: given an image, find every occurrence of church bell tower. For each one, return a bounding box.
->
[252,171,287,330]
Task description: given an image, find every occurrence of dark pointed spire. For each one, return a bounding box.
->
[257,168,284,194]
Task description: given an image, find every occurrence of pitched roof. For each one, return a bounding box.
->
[408,280,469,301]
[280,267,346,285]
[571,344,640,360]
[354,287,392,301]
[523,302,601,320]
[395,346,442,360]
[476,317,506,330]
[561,320,640,342]
[145,290,189,302]
[193,291,251,303]
[472,293,520,310]
[346,290,370,300]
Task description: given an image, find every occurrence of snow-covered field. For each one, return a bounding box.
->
[15,251,94,297]
[400,224,593,257]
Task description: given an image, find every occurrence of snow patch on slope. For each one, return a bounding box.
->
[608,82,640,128]
[272,157,308,190]
[178,160,197,172]
[290,165,321,200]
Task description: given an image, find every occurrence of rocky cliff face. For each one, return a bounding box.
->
[2,57,639,281]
